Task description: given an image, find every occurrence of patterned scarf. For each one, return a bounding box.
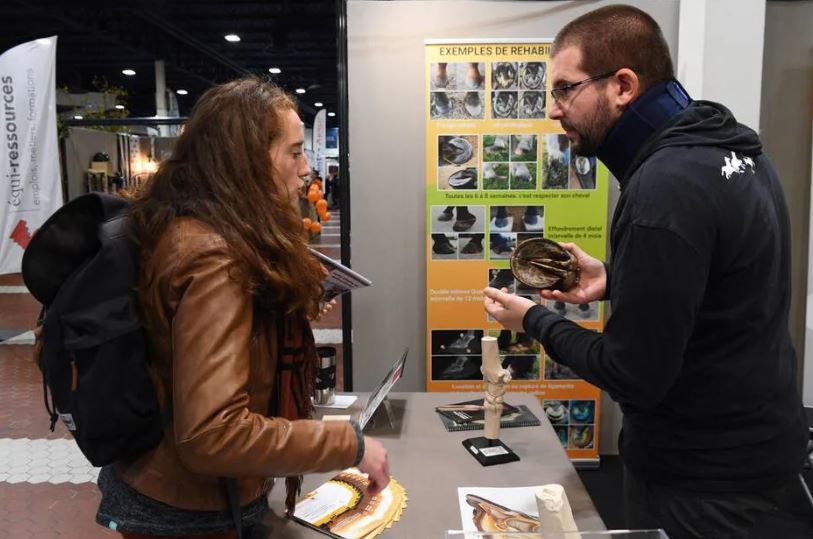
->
[275,314,317,516]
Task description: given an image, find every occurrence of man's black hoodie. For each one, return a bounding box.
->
[524,84,808,491]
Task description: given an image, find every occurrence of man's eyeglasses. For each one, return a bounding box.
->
[550,70,617,103]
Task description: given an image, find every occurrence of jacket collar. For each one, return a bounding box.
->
[596,79,691,188]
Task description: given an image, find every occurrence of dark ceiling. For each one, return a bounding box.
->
[1,0,340,127]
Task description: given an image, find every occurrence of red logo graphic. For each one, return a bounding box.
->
[10,220,32,249]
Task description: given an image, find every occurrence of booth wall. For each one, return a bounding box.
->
[347,0,679,453]
[63,127,120,200]
[154,137,177,163]
[761,0,813,404]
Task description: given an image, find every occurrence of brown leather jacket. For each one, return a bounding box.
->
[115,218,361,510]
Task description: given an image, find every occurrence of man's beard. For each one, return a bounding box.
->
[563,95,613,157]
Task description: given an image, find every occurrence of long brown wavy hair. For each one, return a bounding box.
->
[130,77,323,317]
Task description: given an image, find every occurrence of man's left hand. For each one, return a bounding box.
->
[483,287,536,331]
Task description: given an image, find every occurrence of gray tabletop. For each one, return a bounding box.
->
[257,392,605,537]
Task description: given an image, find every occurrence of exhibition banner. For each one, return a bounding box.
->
[0,36,62,274]
[326,127,339,150]
[313,109,327,177]
[425,40,608,460]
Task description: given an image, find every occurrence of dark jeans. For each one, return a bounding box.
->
[624,466,784,539]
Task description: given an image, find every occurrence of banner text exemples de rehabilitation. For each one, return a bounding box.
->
[438,44,550,57]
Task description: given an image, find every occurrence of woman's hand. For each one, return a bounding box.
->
[358,436,390,495]
[311,299,337,321]
[540,243,606,304]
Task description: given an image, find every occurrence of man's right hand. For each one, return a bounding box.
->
[358,436,390,495]
[540,243,606,304]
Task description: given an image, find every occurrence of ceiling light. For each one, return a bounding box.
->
[295,88,306,94]
[122,69,136,76]
[328,112,336,117]
[177,89,188,95]
[114,105,125,110]
[73,115,83,120]
[269,67,282,74]
[224,34,241,42]
[314,102,323,107]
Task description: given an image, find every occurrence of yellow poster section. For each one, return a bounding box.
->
[425,41,608,460]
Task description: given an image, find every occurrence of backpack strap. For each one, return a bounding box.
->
[32,305,58,430]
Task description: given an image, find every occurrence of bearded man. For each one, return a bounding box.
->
[484,5,808,538]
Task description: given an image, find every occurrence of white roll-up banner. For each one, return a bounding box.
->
[0,36,63,274]
[313,109,326,178]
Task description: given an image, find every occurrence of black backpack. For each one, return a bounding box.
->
[23,193,245,536]
[22,192,164,466]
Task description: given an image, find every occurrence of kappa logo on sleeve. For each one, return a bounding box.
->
[720,151,755,181]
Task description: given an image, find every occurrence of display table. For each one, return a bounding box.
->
[256,392,605,537]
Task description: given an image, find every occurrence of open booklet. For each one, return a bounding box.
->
[310,248,372,301]
[291,468,408,539]
[457,485,578,538]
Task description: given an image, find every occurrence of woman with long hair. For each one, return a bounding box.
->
[95,77,389,539]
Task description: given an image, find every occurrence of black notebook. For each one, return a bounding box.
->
[435,398,519,424]
[435,400,541,432]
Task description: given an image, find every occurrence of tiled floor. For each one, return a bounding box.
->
[0,312,114,538]
[0,213,345,538]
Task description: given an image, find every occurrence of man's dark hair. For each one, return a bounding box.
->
[552,4,674,92]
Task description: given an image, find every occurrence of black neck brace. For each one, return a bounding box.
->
[596,80,691,187]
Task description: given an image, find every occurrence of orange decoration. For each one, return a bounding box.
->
[322,212,331,222]
[302,217,312,229]
[316,199,328,213]
[307,190,320,203]
[309,221,322,234]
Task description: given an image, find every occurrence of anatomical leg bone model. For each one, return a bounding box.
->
[481,336,512,440]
